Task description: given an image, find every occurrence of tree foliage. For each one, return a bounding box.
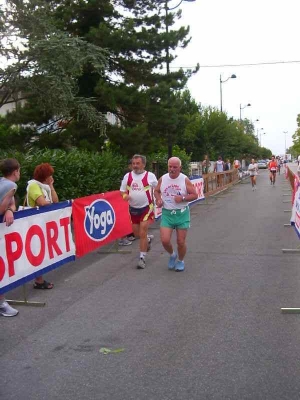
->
[0,0,272,164]
[0,0,108,131]
[291,114,300,157]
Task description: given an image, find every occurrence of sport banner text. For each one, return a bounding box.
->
[0,202,75,295]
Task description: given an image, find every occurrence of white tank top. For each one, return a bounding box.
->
[161,173,188,210]
[215,160,224,172]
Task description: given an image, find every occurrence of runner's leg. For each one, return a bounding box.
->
[176,229,188,261]
[139,220,150,253]
[160,227,174,254]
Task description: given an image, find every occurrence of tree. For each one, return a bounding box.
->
[0,0,108,134]
[1,0,198,154]
[291,114,300,157]
[49,0,198,155]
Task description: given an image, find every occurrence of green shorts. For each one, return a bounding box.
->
[161,207,190,230]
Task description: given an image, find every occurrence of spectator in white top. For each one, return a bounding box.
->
[234,159,241,169]
[214,156,225,187]
[0,158,20,317]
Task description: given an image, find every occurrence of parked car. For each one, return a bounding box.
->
[258,160,267,169]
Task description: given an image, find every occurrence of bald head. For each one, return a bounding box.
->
[168,157,182,179]
[168,157,181,167]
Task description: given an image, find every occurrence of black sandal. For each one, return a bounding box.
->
[33,280,54,290]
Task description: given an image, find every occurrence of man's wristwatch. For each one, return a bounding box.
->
[5,207,13,213]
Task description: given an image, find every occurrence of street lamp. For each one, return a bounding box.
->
[220,74,237,112]
[163,0,196,159]
[260,131,266,147]
[239,103,251,121]
[283,131,288,157]
[257,127,263,144]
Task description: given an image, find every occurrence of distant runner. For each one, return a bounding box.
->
[268,155,277,185]
[248,158,258,190]
[276,156,281,175]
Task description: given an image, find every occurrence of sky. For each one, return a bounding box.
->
[171,0,300,156]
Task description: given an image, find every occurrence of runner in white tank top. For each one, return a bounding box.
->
[248,158,258,190]
[154,157,197,272]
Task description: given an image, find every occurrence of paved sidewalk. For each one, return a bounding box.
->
[1,169,300,400]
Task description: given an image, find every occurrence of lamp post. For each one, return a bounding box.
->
[239,103,251,121]
[257,127,263,144]
[260,131,266,147]
[220,74,237,112]
[163,0,196,159]
[283,131,288,157]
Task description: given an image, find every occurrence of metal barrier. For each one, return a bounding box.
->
[280,164,300,313]
[286,164,295,189]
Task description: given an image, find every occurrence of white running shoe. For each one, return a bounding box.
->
[119,238,132,246]
[0,301,19,317]
[137,258,146,269]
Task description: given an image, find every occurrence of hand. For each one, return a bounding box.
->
[3,209,14,227]
[122,194,130,202]
[46,176,54,186]
[155,198,163,208]
[174,195,183,204]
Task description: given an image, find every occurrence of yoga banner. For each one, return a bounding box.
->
[72,191,132,257]
[0,202,75,295]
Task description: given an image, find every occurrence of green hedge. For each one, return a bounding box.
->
[0,149,126,203]
[0,147,191,205]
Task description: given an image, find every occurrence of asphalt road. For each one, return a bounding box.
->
[2,168,300,400]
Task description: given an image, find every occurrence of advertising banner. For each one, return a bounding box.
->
[290,181,300,238]
[0,202,75,295]
[190,177,205,203]
[72,191,132,257]
[154,177,205,219]
[292,174,300,205]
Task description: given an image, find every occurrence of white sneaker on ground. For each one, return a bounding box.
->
[0,301,19,317]
[137,258,146,269]
[147,234,154,239]
[119,238,132,246]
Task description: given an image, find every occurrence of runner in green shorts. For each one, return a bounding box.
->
[161,207,191,230]
[154,157,197,272]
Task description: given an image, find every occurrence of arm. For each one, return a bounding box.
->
[28,183,51,207]
[120,173,130,202]
[154,177,163,208]
[0,188,15,215]
[174,178,198,204]
[35,195,51,207]
[1,192,16,227]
